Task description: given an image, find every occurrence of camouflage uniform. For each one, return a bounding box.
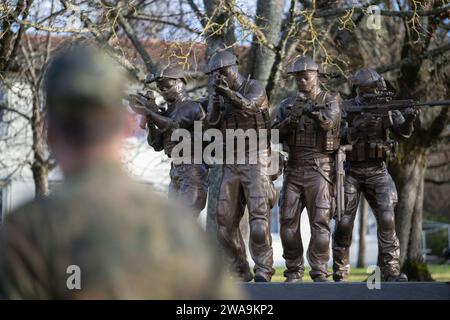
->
[332,68,413,282]
[0,45,241,299]
[272,56,341,282]
[0,166,240,299]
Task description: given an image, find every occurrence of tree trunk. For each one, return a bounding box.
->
[203,0,236,59]
[204,0,236,236]
[31,91,49,198]
[264,0,298,101]
[357,196,368,268]
[31,162,49,198]
[389,3,438,280]
[391,147,432,280]
[247,0,284,85]
[205,165,222,236]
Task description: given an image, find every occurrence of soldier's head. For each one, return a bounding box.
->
[206,51,241,89]
[45,43,128,173]
[351,68,387,100]
[287,55,319,95]
[146,65,187,104]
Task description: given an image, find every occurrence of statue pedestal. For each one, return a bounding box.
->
[242,282,450,300]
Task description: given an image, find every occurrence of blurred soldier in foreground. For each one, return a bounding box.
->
[0,44,240,299]
[206,51,276,282]
[273,56,341,282]
[129,65,208,216]
[332,68,414,282]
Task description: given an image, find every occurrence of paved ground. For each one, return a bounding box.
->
[242,282,450,300]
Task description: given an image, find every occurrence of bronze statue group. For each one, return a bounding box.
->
[129,51,446,283]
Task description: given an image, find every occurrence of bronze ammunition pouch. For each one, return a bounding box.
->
[287,116,339,153]
[220,108,271,145]
[348,140,397,162]
[220,108,271,132]
[219,108,271,160]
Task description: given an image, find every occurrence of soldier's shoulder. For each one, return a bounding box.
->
[178,99,200,109]
[176,100,205,122]
[246,78,265,93]
[324,91,342,103]
[4,196,53,227]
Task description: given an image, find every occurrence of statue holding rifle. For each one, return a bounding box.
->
[129,65,208,217]
[333,67,450,282]
[332,68,415,282]
[272,55,342,282]
[205,50,276,283]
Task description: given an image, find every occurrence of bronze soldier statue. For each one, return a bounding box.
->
[205,50,276,282]
[129,65,208,216]
[332,68,414,282]
[0,44,240,299]
[273,55,341,282]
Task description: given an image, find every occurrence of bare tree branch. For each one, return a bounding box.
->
[186,0,207,28]
[378,43,450,74]
[265,0,298,100]
[59,0,146,81]
[114,10,158,74]
[127,14,201,34]
[328,43,450,86]
[0,0,34,76]
[308,4,449,19]
[425,177,450,185]
[0,106,31,121]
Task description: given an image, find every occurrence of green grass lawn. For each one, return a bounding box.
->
[271,264,450,282]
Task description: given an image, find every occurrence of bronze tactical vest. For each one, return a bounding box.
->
[345,100,396,162]
[287,91,340,155]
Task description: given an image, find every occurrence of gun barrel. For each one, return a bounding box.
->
[362,92,395,99]
[413,100,450,107]
[345,99,450,113]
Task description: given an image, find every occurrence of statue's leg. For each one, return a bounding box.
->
[241,164,275,282]
[216,165,252,281]
[279,169,305,282]
[364,166,403,280]
[332,174,360,281]
[304,165,333,282]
